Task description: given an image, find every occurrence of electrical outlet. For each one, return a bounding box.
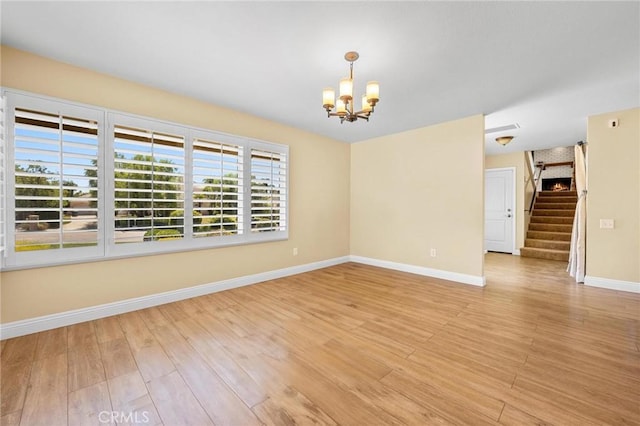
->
[430,248,437,257]
[599,219,614,229]
[608,119,619,128]
[293,247,299,256]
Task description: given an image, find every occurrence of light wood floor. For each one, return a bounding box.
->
[2,253,639,425]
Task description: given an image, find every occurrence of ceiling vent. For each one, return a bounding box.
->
[485,123,520,134]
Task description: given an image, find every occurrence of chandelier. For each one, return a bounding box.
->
[322,51,380,123]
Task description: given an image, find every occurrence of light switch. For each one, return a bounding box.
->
[600,219,614,229]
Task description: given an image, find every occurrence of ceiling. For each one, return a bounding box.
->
[1,1,638,155]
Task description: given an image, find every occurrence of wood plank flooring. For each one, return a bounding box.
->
[1,253,639,425]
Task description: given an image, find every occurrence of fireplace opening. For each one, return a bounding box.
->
[542,177,572,191]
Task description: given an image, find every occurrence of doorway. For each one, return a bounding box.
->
[485,168,515,254]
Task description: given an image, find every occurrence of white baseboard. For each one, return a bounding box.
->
[513,249,521,256]
[0,256,350,340]
[5,255,634,340]
[584,275,640,293]
[349,255,486,287]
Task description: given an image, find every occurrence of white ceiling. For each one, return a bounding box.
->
[2,1,638,155]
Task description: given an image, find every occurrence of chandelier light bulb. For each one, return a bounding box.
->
[339,78,353,101]
[366,81,379,105]
[323,88,335,110]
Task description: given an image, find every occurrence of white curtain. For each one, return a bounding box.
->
[568,143,587,282]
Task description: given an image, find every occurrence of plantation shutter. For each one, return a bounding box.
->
[250,147,287,233]
[192,137,243,238]
[13,107,99,252]
[0,96,5,257]
[2,91,290,269]
[113,124,185,243]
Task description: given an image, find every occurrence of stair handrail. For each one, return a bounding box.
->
[525,152,543,214]
[528,166,544,213]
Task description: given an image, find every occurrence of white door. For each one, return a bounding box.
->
[485,168,515,253]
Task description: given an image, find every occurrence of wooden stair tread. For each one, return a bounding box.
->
[527,230,571,236]
[530,216,574,224]
[538,191,577,196]
[520,246,570,261]
[535,196,577,202]
[526,231,571,241]
[521,247,569,254]
[535,203,577,209]
[528,223,573,231]
[532,209,575,217]
[524,239,571,250]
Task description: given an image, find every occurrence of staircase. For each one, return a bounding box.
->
[520,191,577,262]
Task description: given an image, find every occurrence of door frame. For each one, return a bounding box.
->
[484,167,517,255]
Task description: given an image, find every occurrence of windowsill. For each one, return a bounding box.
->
[0,234,288,272]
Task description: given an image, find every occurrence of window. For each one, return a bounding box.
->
[14,108,100,251]
[192,134,243,238]
[112,122,185,244]
[251,147,287,233]
[1,91,288,269]
[5,94,104,268]
[0,95,5,256]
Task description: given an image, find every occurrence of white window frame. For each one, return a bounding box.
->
[5,92,106,268]
[1,89,289,270]
[248,140,289,240]
[190,128,246,245]
[0,94,6,259]
[106,113,190,258]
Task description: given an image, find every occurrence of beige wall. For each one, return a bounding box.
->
[351,115,485,279]
[17,42,635,325]
[0,46,351,323]
[485,152,528,251]
[586,107,640,283]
